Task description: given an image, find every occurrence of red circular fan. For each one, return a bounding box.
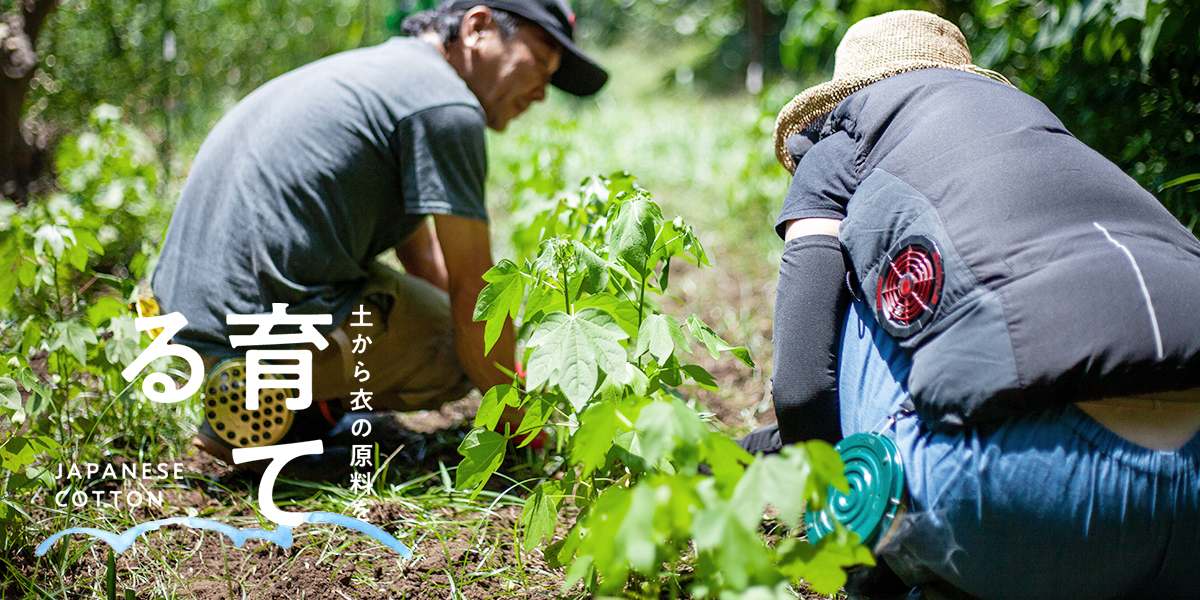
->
[875,237,943,334]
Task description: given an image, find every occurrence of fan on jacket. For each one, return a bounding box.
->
[875,235,944,337]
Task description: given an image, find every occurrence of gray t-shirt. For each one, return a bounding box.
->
[152,38,487,356]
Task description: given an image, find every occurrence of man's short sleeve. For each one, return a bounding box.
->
[396,103,489,223]
[774,130,858,239]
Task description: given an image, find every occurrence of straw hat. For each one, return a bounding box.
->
[773,10,1011,173]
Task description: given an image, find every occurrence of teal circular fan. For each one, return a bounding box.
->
[804,432,906,549]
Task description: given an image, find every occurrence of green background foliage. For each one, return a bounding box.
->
[9,0,1194,227]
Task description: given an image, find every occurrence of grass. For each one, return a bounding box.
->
[5,450,573,598]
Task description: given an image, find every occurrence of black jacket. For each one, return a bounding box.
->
[777,68,1200,431]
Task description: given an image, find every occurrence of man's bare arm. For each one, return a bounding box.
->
[431,213,516,392]
[395,218,450,292]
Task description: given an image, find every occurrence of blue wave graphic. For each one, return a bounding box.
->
[35,512,411,558]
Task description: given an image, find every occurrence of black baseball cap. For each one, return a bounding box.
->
[440,0,608,96]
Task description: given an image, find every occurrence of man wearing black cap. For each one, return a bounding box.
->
[151,0,607,478]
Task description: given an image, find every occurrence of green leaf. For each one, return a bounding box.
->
[65,240,89,271]
[719,582,797,600]
[87,296,128,327]
[0,244,19,310]
[48,320,98,365]
[547,524,584,570]
[0,435,59,472]
[526,308,629,409]
[74,228,105,255]
[474,384,520,431]
[573,485,634,594]
[600,360,657,398]
[611,429,649,471]
[701,434,752,497]
[687,316,722,358]
[572,402,620,478]
[1138,6,1169,67]
[776,526,874,595]
[519,480,562,552]
[20,321,42,354]
[636,313,686,364]
[571,240,609,295]
[635,399,708,466]
[608,194,663,277]
[0,378,20,412]
[615,483,659,574]
[731,452,812,530]
[1161,173,1200,190]
[473,260,525,354]
[0,377,24,424]
[107,547,117,600]
[658,353,684,387]
[682,364,718,391]
[795,440,850,506]
[1114,0,1148,22]
[455,428,506,497]
[691,479,773,590]
[17,259,36,287]
[26,463,54,488]
[523,284,566,325]
[574,293,640,338]
[33,225,74,260]
[686,316,755,367]
[515,392,556,447]
[103,316,142,368]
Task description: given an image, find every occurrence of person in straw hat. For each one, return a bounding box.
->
[751,9,1200,600]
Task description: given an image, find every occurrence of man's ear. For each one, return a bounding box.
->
[458,6,495,48]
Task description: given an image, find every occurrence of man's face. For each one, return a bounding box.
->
[466,21,562,131]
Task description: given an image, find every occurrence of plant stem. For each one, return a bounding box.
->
[561,266,572,316]
[636,270,648,329]
[50,256,72,448]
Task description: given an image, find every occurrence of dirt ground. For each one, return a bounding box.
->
[9,441,571,599]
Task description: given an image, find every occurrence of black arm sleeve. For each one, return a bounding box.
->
[771,234,850,445]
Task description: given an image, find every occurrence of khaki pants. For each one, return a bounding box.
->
[203,262,473,413]
[312,262,474,412]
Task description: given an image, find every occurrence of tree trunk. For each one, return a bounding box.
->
[0,0,58,200]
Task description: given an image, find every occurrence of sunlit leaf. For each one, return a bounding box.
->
[686,315,755,367]
[776,526,874,595]
[571,240,608,295]
[474,384,520,431]
[87,296,127,327]
[635,399,708,466]
[690,479,773,590]
[574,293,640,338]
[636,313,685,364]
[33,225,74,260]
[520,480,562,552]
[455,428,506,497]
[572,402,619,478]
[473,259,525,354]
[526,308,628,409]
[48,320,97,365]
[607,194,662,277]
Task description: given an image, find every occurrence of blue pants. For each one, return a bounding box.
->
[838,300,1200,600]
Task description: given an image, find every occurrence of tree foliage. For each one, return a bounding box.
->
[2,0,401,190]
[578,0,1197,227]
[771,0,1198,229]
